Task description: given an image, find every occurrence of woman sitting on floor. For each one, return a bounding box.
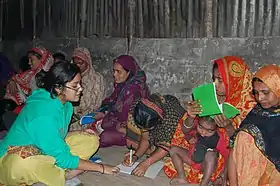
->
[0,47,54,131]
[70,47,105,131]
[229,64,280,186]
[164,56,257,184]
[122,94,186,176]
[95,55,150,148]
[0,61,119,186]
[4,46,54,106]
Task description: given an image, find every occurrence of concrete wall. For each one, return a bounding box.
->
[2,37,280,101]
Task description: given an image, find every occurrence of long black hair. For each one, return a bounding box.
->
[133,101,161,130]
[133,93,164,131]
[36,60,80,98]
[53,52,66,61]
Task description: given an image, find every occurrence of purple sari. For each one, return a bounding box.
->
[100,55,150,147]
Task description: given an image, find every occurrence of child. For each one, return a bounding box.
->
[169,116,229,186]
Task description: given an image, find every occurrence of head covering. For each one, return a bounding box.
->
[128,94,186,147]
[214,56,257,128]
[4,46,54,105]
[141,98,164,119]
[72,47,94,76]
[113,55,139,76]
[102,55,149,106]
[28,47,54,72]
[71,47,105,116]
[230,64,280,172]
[254,64,280,98]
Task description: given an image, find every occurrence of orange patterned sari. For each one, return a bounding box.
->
[230,64,280,186]
[163,56,256,184]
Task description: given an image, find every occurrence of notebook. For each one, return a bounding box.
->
[117,160,164,179]
[192,83,240,118]
[80,107,105,125]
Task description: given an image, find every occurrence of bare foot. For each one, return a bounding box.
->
[169,177,188,185]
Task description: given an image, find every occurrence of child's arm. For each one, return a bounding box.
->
[182,117,195,135]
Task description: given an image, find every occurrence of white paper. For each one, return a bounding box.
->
[117,161,164,179]
[117,162,140,174]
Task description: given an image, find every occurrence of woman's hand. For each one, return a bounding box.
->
[102,164,120,175]
[132,160,150,177]
[94,112,105,120]
[213,114,232,128]
[7,80,18,95]
[185,100,202,118]
[84,129,99,138]
[122,151,137,167]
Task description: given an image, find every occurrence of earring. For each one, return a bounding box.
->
[160,96,166,103]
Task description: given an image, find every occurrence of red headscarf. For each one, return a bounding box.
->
[5,47,54,105]
[214,56,257,128]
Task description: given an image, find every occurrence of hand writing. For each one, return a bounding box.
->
[122,151,137,167]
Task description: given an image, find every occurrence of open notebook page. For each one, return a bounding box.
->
[117,161,164,179]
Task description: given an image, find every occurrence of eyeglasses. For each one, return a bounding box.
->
[65,84,82,92]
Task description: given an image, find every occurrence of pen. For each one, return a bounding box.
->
[129,145,133,165]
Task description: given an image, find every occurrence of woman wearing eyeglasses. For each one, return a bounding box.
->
[0,61,119,186]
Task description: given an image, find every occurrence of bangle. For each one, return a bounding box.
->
[132,154,139,161]
[99,163,104,174]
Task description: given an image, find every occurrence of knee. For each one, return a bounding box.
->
[99,130,126,147]
[66,132,100,158]
[169,146,180,156]
[204,151,218,165]
[83,134,100,155]
[1,154,27,177]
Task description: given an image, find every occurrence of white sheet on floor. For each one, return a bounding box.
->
[117,160,164,179]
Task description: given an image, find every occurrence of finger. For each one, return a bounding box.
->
[215,115,223,124]
[217,114,228,127]
[139,171,145,177]
[85,129,96,134]
[135,170,144,177]
[132,168,140,176]
[193,108,203,112]
[213,116,222,127]
[122,160,128,166]
[122,158,130,166]
[220,114,227,120]
[123,161,132,167]
[113,167,120,173]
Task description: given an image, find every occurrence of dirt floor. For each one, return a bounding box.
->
[79,146,198,186]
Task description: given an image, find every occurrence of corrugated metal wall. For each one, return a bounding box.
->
[1,0,280,39]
